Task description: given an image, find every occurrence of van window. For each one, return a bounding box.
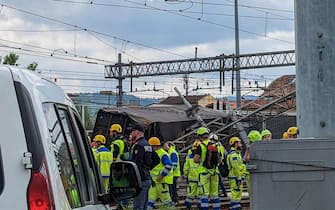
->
[71,111,104,194]
[43,103,83,208]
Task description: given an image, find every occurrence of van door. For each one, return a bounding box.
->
[43,103,111,210]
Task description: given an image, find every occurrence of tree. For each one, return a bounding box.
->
[27,62,38,71]
[3,52,19,66]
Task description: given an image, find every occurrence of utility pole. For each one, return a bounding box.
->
[235,0,241,108]
[183,74,189,96]
[296,0,335,138]
[116,53,123,107]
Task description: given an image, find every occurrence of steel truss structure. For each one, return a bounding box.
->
[105,50,295,79]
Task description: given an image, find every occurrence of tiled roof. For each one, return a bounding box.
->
[159,94,210,105]
[242,75,296,110]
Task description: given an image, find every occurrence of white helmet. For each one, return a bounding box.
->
[209,133,219,141]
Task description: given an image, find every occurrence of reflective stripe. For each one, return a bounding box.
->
[211,196,220,209]
[212,202,221,208]
[200,203,209,208]
[200,196,209,207]
[185,198,193,203]
[150,148,173,184]
[144,145,152,152]
[231,203,241,208]
[163,164,173,175]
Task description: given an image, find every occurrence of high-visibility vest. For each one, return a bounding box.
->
[150,148,173,184]
[227,148,247,179]
[111,139,125,160]
[168,146,181,177]
[94,146,113,178]
[183,151,199,182]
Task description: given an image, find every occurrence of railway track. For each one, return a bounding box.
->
[175,177,250,210]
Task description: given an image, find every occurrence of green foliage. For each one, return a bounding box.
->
[3,52,19,66]
[27,62,38,71]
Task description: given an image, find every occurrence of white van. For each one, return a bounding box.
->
[0,66,140,210]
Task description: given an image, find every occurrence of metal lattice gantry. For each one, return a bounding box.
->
[104,50,295,79]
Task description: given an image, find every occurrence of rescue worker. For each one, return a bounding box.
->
[209,133,228,197]
[227,137,248,210]
[244,130,262,162]
[282,131,289,139]
[91,141,98,153]
[193,127,220,210]
[163,141,181,203]
[129,123,152,210]
[261,129,272,141]
[93,134,113,191]
[244,130,261,194]
[109,124,129,161]
[147,137,174,209]
[69,176,80,208]
[183,140,201,209]
[287,126,299,138]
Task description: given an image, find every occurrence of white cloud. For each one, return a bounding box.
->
[0,0,296,97]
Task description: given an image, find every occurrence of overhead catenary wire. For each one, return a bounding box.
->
[223,0,293,20]
[87,31,145,62]
[50,0,293,21]
[186,0,294,13]
[0,37,114,64]
[0,43,109,65]
[0,3,190,59]
[123,0,293,44]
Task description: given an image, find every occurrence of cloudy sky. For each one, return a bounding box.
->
[0,0,295,98]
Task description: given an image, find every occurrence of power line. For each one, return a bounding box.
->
[0,37,114,64]
[0,28,77,32]
[87,31,145,62]
[0,3,189,59]
[191,1,294,13]
[223,0,293,20]
[51,0,293,21]
[123,0,293,44]
[0,43,108,65]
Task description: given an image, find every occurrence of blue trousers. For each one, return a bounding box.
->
[133,179,151,210]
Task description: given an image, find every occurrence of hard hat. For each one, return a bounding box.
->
[148,137,161,146]
[110,124,122,133]
[261,129,272,138]
[209,133,219,141]
[287,127,298,135]
[192,139,201,148]
[196,127,209,136]
[282,132,289,139]
[93,135,106,144]
[248,130,262,143]
[229,137,241,146]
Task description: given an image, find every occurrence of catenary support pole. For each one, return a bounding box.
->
[296,0,335,138]
[116,53,123,107]
[235,0,241,108]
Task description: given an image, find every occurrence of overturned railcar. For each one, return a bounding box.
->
[92,105,230,147]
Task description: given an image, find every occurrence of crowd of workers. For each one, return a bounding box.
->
[91,123,299,210]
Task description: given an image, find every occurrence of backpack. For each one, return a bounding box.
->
[202,142,219,169]
[219,153,229,177]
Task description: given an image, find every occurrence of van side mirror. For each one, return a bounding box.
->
[109,161,142,201]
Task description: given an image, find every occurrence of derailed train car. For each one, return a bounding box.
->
[92,104,229,147]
